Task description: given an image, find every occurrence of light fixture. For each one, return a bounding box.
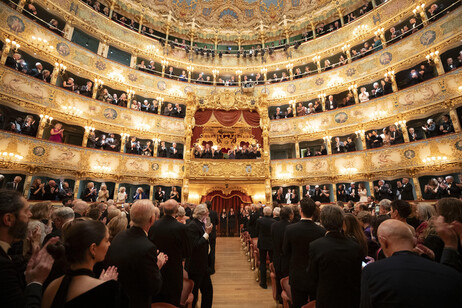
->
[384,70,395,78]
[340,167,358,175]
[355,130,365,136]
[152,137,161,143]
[187,65,195,72]
[413,3,426,15]
[1,151,24,162]
[323,136,332,142]
[161,59,169,66]
[422,156,447,164]
[5,38,20,51]
[286,63,293,70]
[370,110,387,120]
[85,126,95,132]
[312,55,321,62]
[374,28,385,37]
[156,96,164,104]
[108,71,126,83]
[62,105,82,116]
[317,93,327,99]
[127,89,135,96]
[31,36,54,51]
[425,50,440,63]
[120,132,130,139]
[212,69,219,76]
[394,120,407,127]
[54,62,67,74]
[39,114,53,125]
[353,24,369,37]
[341,44,350,52]
[94,78,104,87]
[146,44,158,56]
[348,83,358,91]
[260,67,268,74]
[236,70,242,75]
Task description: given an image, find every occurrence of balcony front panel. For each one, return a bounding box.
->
[270,132,462,185]
[0,66,185,138]
[0,131,184,184]
[188,160,266,181]
[1,3,460,101]
[268,69,462,140]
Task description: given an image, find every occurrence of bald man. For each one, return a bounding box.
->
[106,200,167,308]
[148,199,190,306]
[360,220,462,308]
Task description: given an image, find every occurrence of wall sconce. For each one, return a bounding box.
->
[384,70,395,78]
[187,65,195,72]
[146,44,158,56]
[1,151,24,162]
[341,44,350,52]
[353,24,369,37]
[286,63,293,70]
[152,137,161,144]
[426,50,440,63]
[312,55,321,62]
[340,167,358,175]
[120,132,130,139]
[54,62,67,74]
[323,135,332,142]
[374,28,385,37]
[355,130,365,136]
[394,120,407,128]
[31,36,54,51]
[235,70,243,75]
[5,38,20,51]
[370,110,387,120]
[348,83,358,92]
[422,156,447,164]
[94,78,104,88]
[260,67,268,74]
[289,99,296,105]
[39,114,53,125]
[161,59,169,67]
[127,89,135,96]
[85,126,95,132]
[317,93,327,99]
[62,105,82,116]
[212,69,219,76]
[413,3,426,15]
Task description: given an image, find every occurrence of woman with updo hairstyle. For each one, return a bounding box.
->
[42,219,119,308]
[343,213,368,257]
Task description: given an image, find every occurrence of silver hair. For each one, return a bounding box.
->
[193,204,208,220]
[53,206,75,221]
[263,206,273,216]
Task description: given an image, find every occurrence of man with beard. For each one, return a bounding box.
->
[0,190,58,307]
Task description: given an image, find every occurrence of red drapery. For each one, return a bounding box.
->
[201,190,252,234]
[192,109,262,147]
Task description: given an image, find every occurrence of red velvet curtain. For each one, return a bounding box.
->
[213,110,241,127]
[194,110,214,125]
[242,110,260,126]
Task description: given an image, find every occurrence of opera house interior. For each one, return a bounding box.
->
[0,0,462,307]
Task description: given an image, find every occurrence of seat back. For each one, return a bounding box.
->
[280,276,292,303]
[180,278,194,307]
[269,263,278,301]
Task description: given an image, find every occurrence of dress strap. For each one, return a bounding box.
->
[50,269,95,308]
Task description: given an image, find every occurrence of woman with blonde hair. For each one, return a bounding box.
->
[28,201,53,245]
[415,203,437,243]
[97,184,110,202]
[82,182,97,202]
[358,183,368,203]
[343,213,368,257]
[107,215,128,241]
[117,186,127,203]
[176,206,190,224]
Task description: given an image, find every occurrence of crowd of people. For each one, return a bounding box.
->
[0,112,38,136]
[240,196,462,307]
[192,144,261,159]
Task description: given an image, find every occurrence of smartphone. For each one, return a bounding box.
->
[361,261,367,268]
[375,205,380,214]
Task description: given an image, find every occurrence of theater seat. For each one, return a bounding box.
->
[151,303,177,308]
[280,277,292,308]
[180,278,194,308]
[269,263,279,304]
[301,301,316,308]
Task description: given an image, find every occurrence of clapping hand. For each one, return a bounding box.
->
[157,251,168,269]
[100,266,118,281]
[25,237,59,284]
[205,223,213,235]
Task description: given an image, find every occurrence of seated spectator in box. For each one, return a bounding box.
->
[372,82,384,98]
[359,87,369,102]
[325,95,337,111]
[80,81,93,97]
[41,70,51,83]
[445,58,458,72]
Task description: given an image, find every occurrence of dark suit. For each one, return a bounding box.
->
[307,232,363,308]
[375,184,392,201]
[248,210,261,238]
[256,216,276,285]
[42,184,59,201]
[106,226,163,308]
[283,219,326,308]
[0,246,43,308]
[360,251,462,308]
[398,183,414,200]
[185,219,213,308]
[325,99,337,110]
[158,146,168,157]
[6,182,23,193]
[348,187,360,202]
[271,219,291,299]
[148,215,190,306]
[208,209,219,273]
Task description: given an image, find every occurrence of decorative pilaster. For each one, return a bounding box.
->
[113,182,119,200]
[23,174,33,198]
[73,179,80,199]
[412,177,423,200]
[449,107,461,133]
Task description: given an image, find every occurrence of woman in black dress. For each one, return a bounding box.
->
[29,178,44,200]
[42,219,119,308]
[320,185,331,203]
[228,207,236,236]
[337,184,347,202]
[220,208,227,236]
[169,186,180,202]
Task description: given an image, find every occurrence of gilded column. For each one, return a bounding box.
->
[412,177,423,200]
[63,16,75,41]
[120,135,127,153]
[332,184,337,202]
[82,128,90,147]
[359,131,367,150]
[182,179,189,203]
[0,44,11,65]
[295,138,300,159]
[371,0,377,8]
[149,185,154,200]
[183,93,197,203]
[73,179,81,199]
[337,7,344,27]
[368,180,375,199]
[130,53,138,69]
[401,123,410,143]
[109,0,115,19]
[324,137,332,155]
[36,114,50,139]
[23,174,33,198]
[258,94,272,205]
[97,42,109,58]
[310,20,316,39]
[138,15,144,33]
[153,139,159,157]
[113,182,119,201]
[449,107,461,133]
[433,54,446,76]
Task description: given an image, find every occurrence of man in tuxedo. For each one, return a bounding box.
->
[283,198,326,308]
[201,144,213,159]
[408,127,420,142]
[396,178,414,200]
[256,207,276,288]
[206,201,219,274]
[348,182,360,202]
[312,185,322,202]
[374,180,392,201]
[307,205,363,308]
[271,206,293,301]
[5,53,21,70]
[360,219,462,308]
[148,200,190,306]
[345,137,356,152]
[247,204,261,238]
[106,200,167,308]
[105,133,119,152]
[332,137,345,154]
[304,185,313,199]
[185,204,213,308]
[6,176,23,193]
[126,136,140,155]
[372,82,384,98]
[28,62,43,79]
[158,141,168,157]
[0,189,58,308]
[80,81,93,97]
[173,103,184,118]
[444,176,461,199]
[325,95,337,110]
